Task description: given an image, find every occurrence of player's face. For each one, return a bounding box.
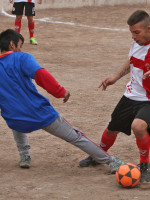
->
[129,23,150,46]
[14,39,23,52]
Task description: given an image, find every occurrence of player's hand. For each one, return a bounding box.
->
[63,91,70,103]
[9,0,13,3]
[98,77,117,91]
[143,71,150,79]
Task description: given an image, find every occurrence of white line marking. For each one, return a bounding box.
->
[1,9,128,32]
[1,8,15,18]
[36,17,128,32]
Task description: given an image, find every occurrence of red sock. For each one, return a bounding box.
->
[100,128,117,151]
[28,21,34,38]
[136,133,150,163]
[15,19,21,33]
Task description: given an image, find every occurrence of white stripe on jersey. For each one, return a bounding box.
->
[125,66,147,101]
[14,0,35,3]
[124,41,150,101]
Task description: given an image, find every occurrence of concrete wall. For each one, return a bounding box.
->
[0,0,149,12]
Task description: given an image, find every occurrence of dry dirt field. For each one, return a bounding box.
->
[0,4,150,200]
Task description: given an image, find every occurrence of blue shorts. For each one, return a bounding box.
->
[107,95,150,135]
[12,2,35,16]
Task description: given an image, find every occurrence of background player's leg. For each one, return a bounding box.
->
[27,16,37,43]
[15,15,22,33]
[25,2,37,45]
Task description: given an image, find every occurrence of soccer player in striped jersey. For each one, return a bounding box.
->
[79,10,150,184]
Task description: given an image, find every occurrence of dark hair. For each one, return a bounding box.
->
[127,10,150,26]
[0,29,24,52]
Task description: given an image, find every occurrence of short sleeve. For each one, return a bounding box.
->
[20,53,43,79]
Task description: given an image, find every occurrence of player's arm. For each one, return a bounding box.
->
[9,0,13,3]
[99,59,130,91]
[35,68,70,103]
[143,71,150,79]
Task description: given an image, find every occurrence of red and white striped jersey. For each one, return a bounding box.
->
[124,41,150,101]
[14,0,35,3]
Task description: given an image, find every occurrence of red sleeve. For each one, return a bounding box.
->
[35,68,66,98]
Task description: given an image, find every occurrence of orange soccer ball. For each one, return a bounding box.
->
[115,163,141,188]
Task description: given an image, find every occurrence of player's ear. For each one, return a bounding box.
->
[9,40,15,51]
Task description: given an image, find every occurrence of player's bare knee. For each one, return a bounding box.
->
[131,119,147,137]
[16,15,22,21]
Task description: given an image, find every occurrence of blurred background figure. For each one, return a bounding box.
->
[9,0,42,45]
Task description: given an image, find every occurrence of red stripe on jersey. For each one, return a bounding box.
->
[142,48,150,99]
[145,48,150,64]
[130,56,145,69]
[130,49,150,70]
[130,49,150,99]
[143,72,150,100]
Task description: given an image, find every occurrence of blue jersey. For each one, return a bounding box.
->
[0,52,58,132]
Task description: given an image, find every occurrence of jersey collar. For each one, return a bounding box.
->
[144,41,150,46]
[0,51,13,58]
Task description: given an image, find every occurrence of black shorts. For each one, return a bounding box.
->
[107,95,150,135]
[12,2,35,16]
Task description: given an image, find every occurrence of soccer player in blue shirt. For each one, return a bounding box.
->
[0,29,124,171]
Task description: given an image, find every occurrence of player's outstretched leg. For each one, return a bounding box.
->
[79,128,118,167]
[43,114,125,173]
[78,156,99,167]
[12,130,31,168]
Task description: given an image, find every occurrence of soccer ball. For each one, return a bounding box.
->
[115,163,141,188]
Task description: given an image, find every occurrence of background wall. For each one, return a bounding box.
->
[0,0,149,12]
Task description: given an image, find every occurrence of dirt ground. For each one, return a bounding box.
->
[0,4,150,200]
